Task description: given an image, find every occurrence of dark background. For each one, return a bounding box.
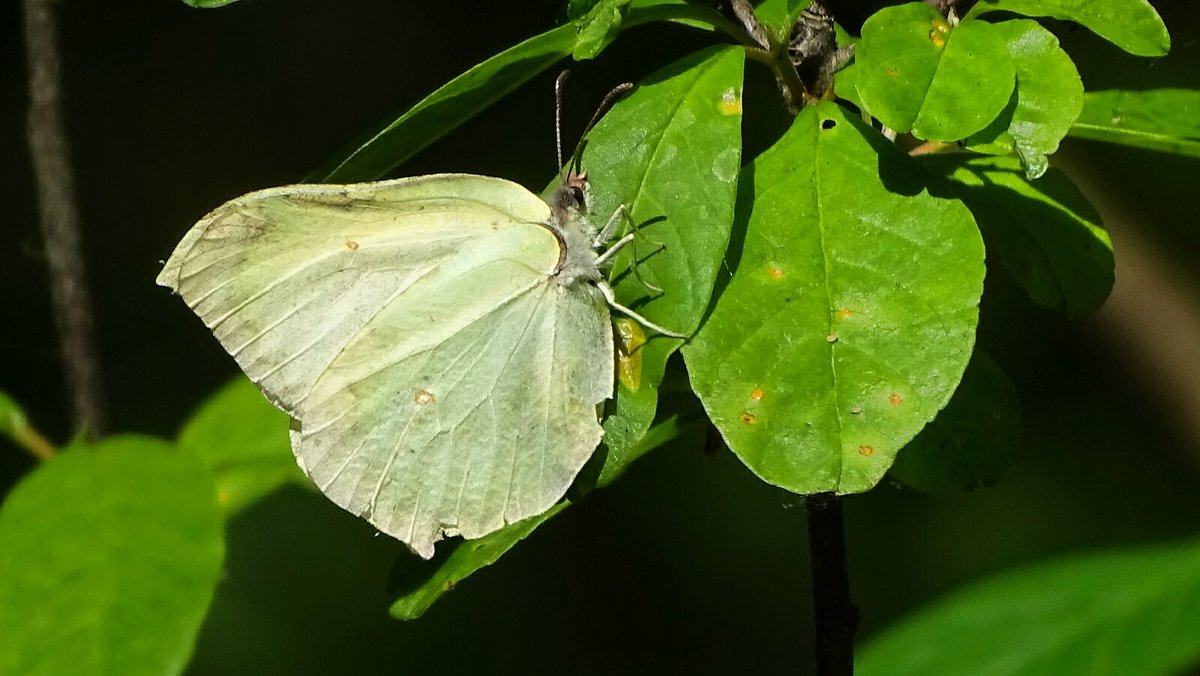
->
[3,1,1199,673]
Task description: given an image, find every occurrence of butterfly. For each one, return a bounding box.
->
[156,77,679,558]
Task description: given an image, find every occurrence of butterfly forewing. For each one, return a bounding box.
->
[158,174,613,557]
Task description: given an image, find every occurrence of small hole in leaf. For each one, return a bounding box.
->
[821,119,837,130]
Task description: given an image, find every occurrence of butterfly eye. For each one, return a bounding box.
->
[570,185,587,208]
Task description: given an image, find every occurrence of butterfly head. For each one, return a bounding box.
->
[552,165,590,222]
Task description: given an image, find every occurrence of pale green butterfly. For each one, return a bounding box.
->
[157,78,680,558]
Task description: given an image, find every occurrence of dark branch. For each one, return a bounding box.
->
[24,0,107,437]
[807,493,858,675]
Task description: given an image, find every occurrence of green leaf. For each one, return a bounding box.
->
[685,102,984,495]
[0,436,224,676]
[387,408,704,619]
[855,4,1016,141]
[176,377,305,517]
[858,536,1200,676]
[966,19,1083,179]
[389,503,568,620]
[1069,88,1200,158]
[922,154,1113,317]
[580,45,744,463]
[573,0,632,60]
[888,351,1020,494]
[966,0,1170,57]
[313,25,577,182]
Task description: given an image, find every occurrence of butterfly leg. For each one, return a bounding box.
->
[594,232,635,268]
[593,204,627,248]
[596,205,665,297]
[596,280,687,338]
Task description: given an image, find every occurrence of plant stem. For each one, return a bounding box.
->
[12,424,57,462]
[807,493,858,675]
[24,0,107,437]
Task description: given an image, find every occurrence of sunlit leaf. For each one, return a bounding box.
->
[685,102,984,495]
[966,19,1083,179]
[855,4,1015,141]
[580,45,744,463]
[0,436,224,676]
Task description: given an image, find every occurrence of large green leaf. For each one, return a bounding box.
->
[685,102,984,495]
[858,536,1200,675]
[966,20,1083,179]
[177,377,306,517]
[888,351,1020,494]
[855,4,1015,141]
[387,408,704,619]
[0,436,224,676]
[580,45,744,460]
[1069,89,1200,158]
[966,0,1170,57]
[922,154,1113,317]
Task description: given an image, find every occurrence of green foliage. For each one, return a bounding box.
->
[582,45,744,461]
[13,0,1200,661]
[176,377,305,517]
[573,0,633,59]
[922,155,1114,317]
[858,536,1200,675]
[685,102,984,494]
[965,19,1083,179]
[966,0,1170,57]
[1071,88,1200,157]
[855,4,1015,141]
[0,437,224,676]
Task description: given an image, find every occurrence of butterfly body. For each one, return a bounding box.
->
[158,173,613,558]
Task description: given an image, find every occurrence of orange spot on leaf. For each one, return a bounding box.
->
[858,445,874,457]
[767,265,785,280]
[414,389,436,405]
[888,393,904,405]
[750,388,764,401]
[885,67,899,77]
[740,412,757,425]
[838,309,854,318]
[345,239,360,251]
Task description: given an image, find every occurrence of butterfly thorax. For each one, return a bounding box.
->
[546,172,603,288]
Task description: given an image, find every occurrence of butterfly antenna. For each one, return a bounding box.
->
[569,81,633,174]
[555,71,570,172]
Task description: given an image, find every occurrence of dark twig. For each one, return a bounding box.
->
[807,493,858,675]
[24,0,107,437]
